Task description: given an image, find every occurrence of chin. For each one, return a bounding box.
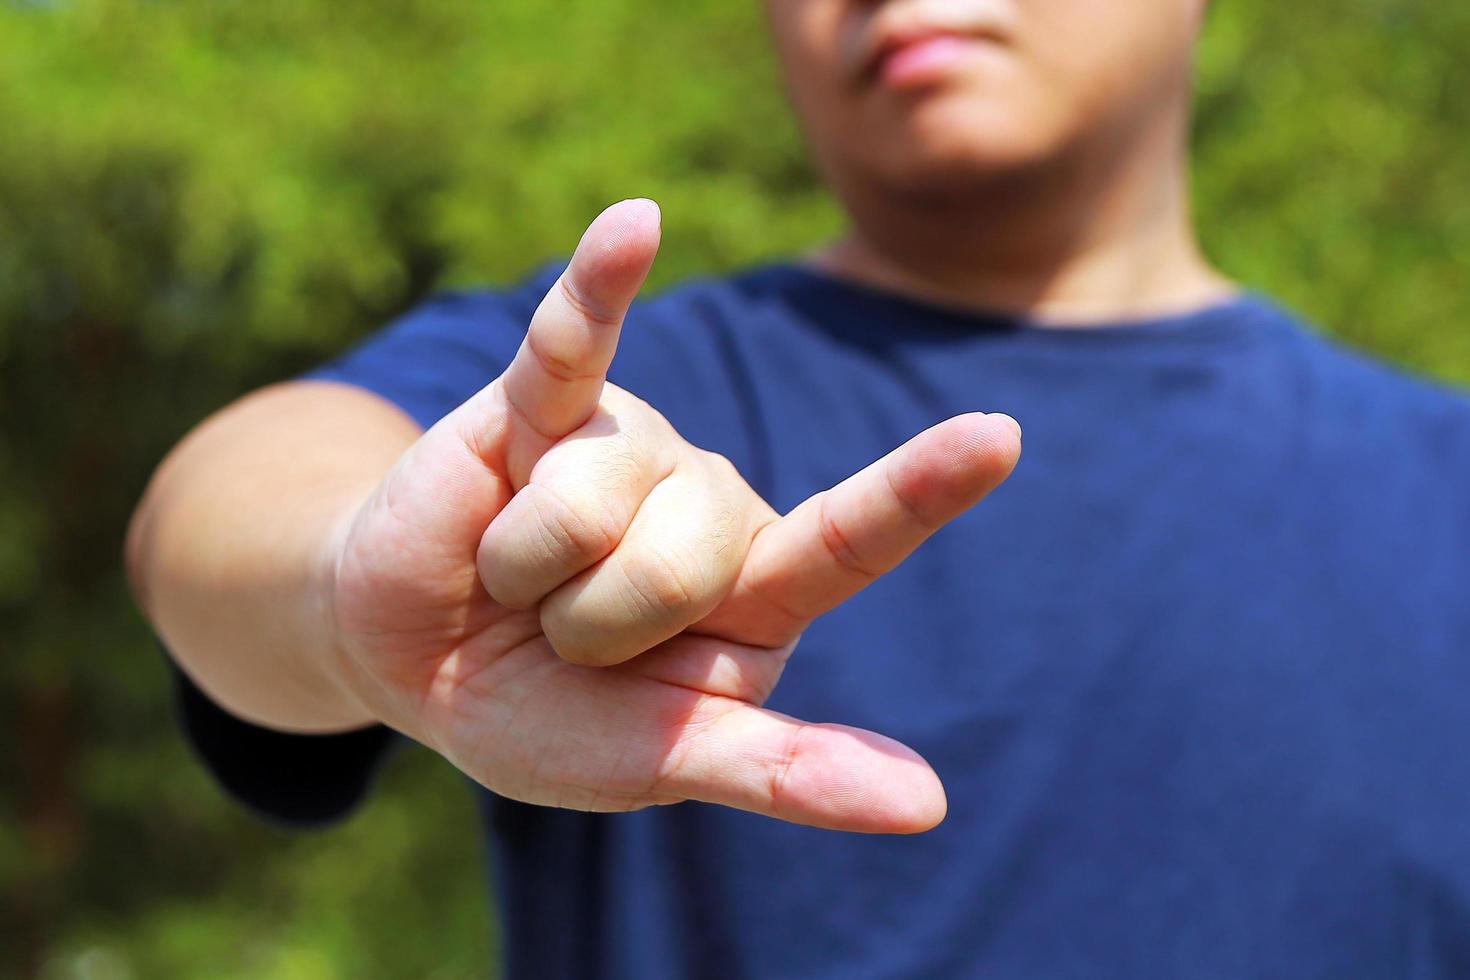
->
[857,91,1069,201]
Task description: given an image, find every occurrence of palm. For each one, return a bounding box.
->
[328,201,1021,833]
[332,388,806,817]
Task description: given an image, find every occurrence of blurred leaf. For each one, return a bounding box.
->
[0,0,1465,976]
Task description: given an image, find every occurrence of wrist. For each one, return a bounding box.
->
[306,492,382,732]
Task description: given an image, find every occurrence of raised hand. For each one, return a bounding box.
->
[328,200,1021,832]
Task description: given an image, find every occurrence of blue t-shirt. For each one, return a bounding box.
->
[178,262,1470,978]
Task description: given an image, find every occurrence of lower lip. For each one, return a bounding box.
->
[878,35,986,89]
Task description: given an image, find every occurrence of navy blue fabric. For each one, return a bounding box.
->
[184,261,1470,978]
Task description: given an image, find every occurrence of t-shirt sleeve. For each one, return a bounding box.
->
[171,266,563,825]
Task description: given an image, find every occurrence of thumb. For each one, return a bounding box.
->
[661,700,949,833]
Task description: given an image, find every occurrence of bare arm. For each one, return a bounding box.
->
[126,381,419,733]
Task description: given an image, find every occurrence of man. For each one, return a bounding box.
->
[128,1,1470,977]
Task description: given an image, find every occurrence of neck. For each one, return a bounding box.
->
[810,106,1234,326]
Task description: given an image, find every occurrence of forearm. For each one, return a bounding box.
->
[126,381,421,733]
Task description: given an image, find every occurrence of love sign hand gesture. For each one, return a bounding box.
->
[329,200,1021,832]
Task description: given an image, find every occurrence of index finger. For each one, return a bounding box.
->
[500,198,662,447]
[697,412,1022,648]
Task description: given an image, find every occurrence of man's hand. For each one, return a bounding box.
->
[324,199,1021,833]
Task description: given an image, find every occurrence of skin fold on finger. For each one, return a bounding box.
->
[697,412,1022,648]
[539,454,769,667]
[478,391,677,609]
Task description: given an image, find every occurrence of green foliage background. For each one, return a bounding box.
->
[0,0,1465,977]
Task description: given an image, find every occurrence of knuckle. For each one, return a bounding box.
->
[525,327,598,384]
[588,434,646,495]
[532,484,622,566]
[884,461,942,530]
[768,723,808,815]
[815,492,880,579]
[598,382,648,414]
[700,500,742,561]
[690,452,756,551]
[622,546,702,619]
[557,274,622,330]
[696,448,745,487]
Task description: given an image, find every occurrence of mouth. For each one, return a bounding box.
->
[864,26,1007,89]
